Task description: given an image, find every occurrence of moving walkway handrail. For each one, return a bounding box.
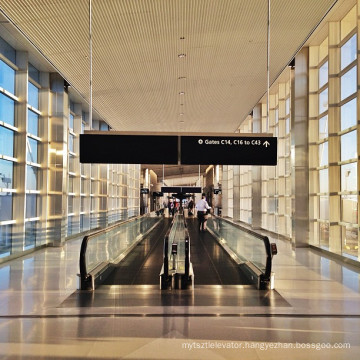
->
[184,234,190,279]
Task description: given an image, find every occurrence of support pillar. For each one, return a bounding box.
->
[48,73,68,246]
[291,48,310,248]
[252,104,262,229]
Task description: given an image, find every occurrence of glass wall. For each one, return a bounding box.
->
[0,35,141,262]
[25,71,41,249]
[0,55,17,257]
[67,107,76,236]
[308,5,358,259]
[260,73,292,238]
[339,11,358,257]
[230,3,359,262]
[238,117,252,224]
[309,36,330,249]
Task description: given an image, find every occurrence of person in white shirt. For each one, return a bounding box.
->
[196,193,211,231]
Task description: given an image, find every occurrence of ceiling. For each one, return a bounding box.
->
[0,0,337,134]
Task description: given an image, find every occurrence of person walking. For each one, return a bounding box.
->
[196,193,211,231]
[188,198,194,216]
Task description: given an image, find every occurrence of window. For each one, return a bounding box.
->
[81,197,85,212]
[27,138,38,163]
[0,193,12,221]
[341,131,357,161]
[26,166,38,191]
[341,163,357,192]
[28,110,39,136]
[28,82,39,109]
[0,159,13,188]
[319,115,328,140]
[69,113,74,132]
[319,88,328,114]
[341,195,357,224]
[319,222,329,247]
[0,60,15,93]
[341,66,357,100]
[28,63,40,83]
[69,154,75,173]
[0,37,16,63]
[319,196,329,219]
[26,194,38,218]
[319,142,328,167]
[69,134,75,153]
[68,176,74,193]
[24,221,36,248]
[319,169,329,193]
[100,122,109,131]
[0,224,12,256]
[285,98,290,116]
[319,61,328,88]
[68,196,74,213]
[340,98,356,131]
[341,34,357,70]
[0,126,14,157]
[342,226,358,255]
[0,93,15,126]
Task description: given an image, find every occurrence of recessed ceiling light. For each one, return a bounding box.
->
[178,54,186,58]
[179,91,185,95]
[179,113,184,116]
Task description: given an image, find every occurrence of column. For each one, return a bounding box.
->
[291,48,310,248]
[48,73,68,246]
[12,51,28,253]
[251,104,262,229]
[38,71,50,246]
[328,21,341,253]
[233,166,240,221]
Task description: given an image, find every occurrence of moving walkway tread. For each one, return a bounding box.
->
[102,217,172,285]
[102,216,251,286]
[187,217,252,285]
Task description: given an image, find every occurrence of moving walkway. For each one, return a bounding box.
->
[79,211,277,291]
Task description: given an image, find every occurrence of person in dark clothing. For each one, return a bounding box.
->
[188,198,194,216]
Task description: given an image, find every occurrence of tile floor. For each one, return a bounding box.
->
[0,228,360,359]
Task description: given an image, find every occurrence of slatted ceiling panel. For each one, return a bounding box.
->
[0,0,337,133]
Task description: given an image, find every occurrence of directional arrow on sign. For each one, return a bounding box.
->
[263,141,270,147]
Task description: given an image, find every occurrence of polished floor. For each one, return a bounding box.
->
[0,218,360,359]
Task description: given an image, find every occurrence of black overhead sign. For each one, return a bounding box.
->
[80,134,277,166]
[80,134,178,164]
[153,191,163,197]
[181,136,277,165]
[161,186,202,194]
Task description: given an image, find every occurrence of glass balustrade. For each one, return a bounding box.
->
[80,212,162,288]
[207,216,269,274]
